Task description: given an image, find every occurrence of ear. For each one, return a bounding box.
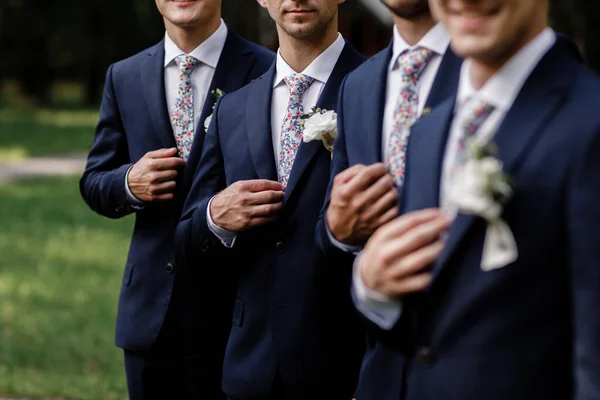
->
[256,0,268,9]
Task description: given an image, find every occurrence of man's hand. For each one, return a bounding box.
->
[127,148,186,202]
[210,180,284,232]
[358,209,451,298]
[326,163,398,246]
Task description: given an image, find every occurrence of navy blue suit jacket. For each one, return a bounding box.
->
[176,43,366,399]
[79,30,274,355]
[377,39,600,400]
[314,41,462,400]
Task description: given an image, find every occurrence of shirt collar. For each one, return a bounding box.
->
[390,23,450,71]
[456,28,556,112]
[273,33,346,89]
[164,19,228,68]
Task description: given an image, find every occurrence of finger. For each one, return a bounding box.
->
[373,205,400,230]
[151,181,177,195]
[387,272,432,296]
[153,157,187,171]
[377,216,451,264]
[357,179,397,221]
[150,170,178,183]
[144,147,178,159]
[389,240,445,280]
[247,190,285,205]
[152,193,175,202]
[248,216,278,228]
[372,208,448,242]
[250,202,283,218]
[244,180,285,193]
[344,163,389,193]
[333,164,368,185]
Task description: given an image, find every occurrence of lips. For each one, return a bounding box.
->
[286,9,314,14]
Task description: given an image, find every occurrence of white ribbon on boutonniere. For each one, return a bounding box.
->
[203,88,226,133]
[447,138,518,271]
[300,107,337,159]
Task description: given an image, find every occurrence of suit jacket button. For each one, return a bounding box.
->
[416,347,436,367]
[166,263,175,274]
[275,242,286,253]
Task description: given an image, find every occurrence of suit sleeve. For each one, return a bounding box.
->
[79,64,135,219]
[568,124,600,399]
[315,76,358,263]
[175,98,227,268]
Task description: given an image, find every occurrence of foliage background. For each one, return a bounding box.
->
[0,1,598,399]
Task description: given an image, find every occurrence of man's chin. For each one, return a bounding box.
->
[449,37,495,60]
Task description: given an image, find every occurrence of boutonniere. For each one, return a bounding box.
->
[300,107,337,159]
[447,138,518,271]
[203,88,226,133]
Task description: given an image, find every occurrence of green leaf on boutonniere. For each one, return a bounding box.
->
[212,88,226,101]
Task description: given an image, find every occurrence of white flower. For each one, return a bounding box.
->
[204,113,213,133]
[448,139,518,271]
[449,157,509,221]
[302,109,337,154]
[204,88,225,133]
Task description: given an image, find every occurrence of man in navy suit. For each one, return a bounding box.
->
[175,0,366,398]
[355,0,600,398]
[79,0,273,398]
[314,1,461,398]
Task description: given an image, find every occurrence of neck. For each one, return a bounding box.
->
[392,13,437,46]
[469,23,548,89]
[164,16,221,54]
[277,23,339,72]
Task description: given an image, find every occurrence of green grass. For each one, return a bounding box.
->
[0,108,98,161]
[0,176,134,399]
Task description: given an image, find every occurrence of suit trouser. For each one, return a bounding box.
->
[122,276,226,400]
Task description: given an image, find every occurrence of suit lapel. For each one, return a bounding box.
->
[283,44,365,203]
[141,40,177,149]
[423,48,462,111]
[405,97,456,214]
[431,42,575,282]
[193,30,256,154]
[246,62,278,181]
[363,42,393,164]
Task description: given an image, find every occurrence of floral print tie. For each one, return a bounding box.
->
[386,47,435,187]
[171,54,200,161]
[278,74,315,188]
[451,99,496,174]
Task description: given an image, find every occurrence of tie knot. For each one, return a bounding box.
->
[284,74,314,97]
[175,55,200,75]
[461,98,496,137]
[397,47,435,82]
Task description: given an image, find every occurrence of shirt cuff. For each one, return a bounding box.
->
[125,166,145,209]
[352,252,402,330]
[207,196,237,248]
[325,219,363,255]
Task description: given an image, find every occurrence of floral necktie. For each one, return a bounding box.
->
[386,47,435,187]
[278,74,315,188]
[171,54,200,161]
[451,98,496,174]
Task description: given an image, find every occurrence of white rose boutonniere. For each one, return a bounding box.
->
[300,107,337,158]
[448,138,518,271]
[203,88,226,133]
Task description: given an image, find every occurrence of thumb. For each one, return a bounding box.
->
[145,147,179,159]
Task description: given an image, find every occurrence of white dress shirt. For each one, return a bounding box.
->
[357,28,557,330]
[125,20,228,206]
[207,34,347,247]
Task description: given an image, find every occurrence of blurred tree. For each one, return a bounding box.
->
[0,0,598,106]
